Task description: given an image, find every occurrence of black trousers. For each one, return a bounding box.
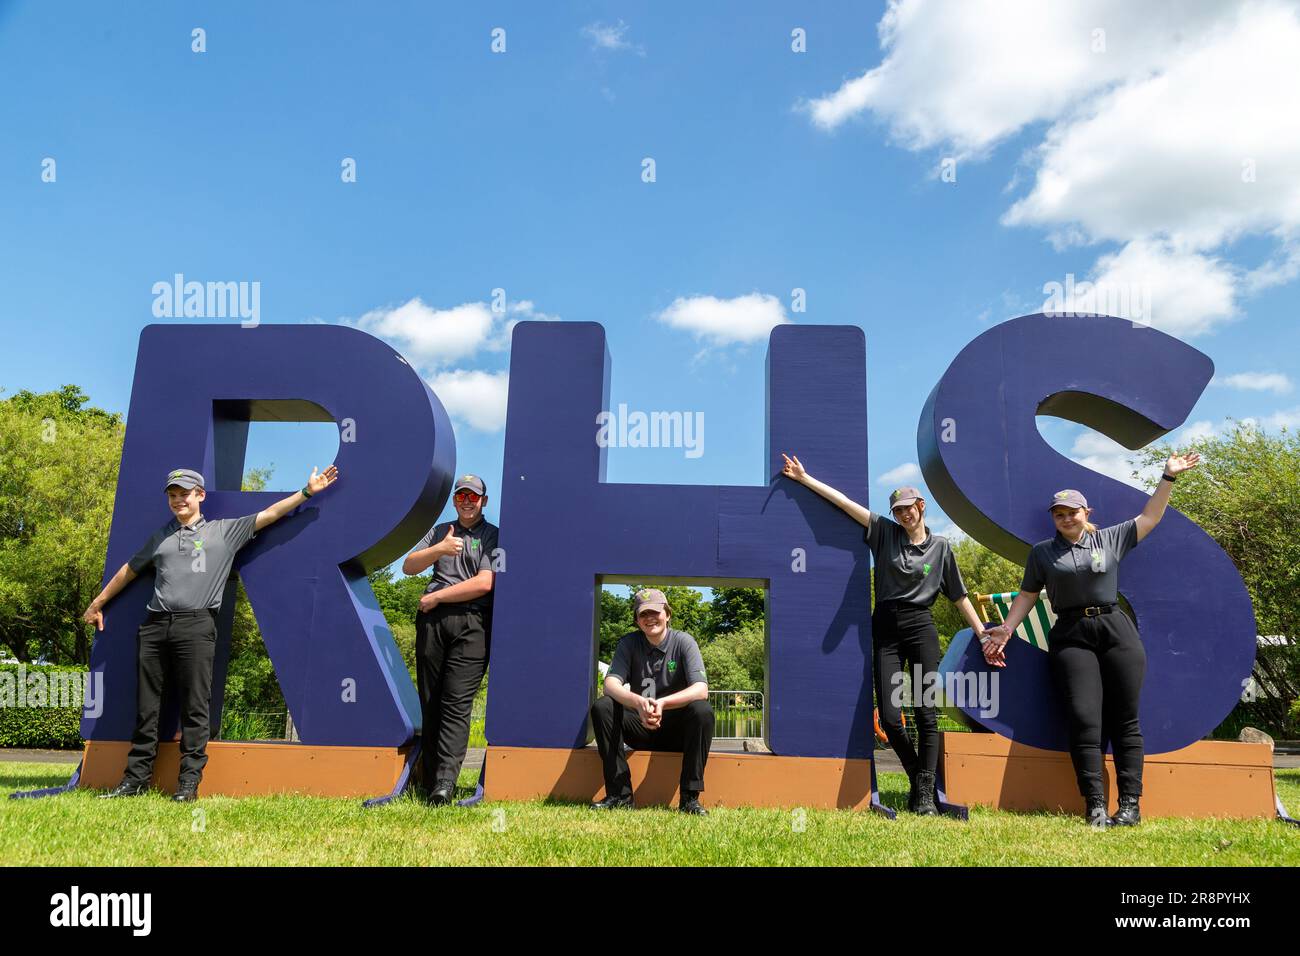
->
[1047,610,1146,799]
[590,694,713,798]
[415,605,488,789]
[123,609,218,787]
[872,602,941,779]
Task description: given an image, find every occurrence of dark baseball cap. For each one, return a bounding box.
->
[164,468,205,491]
[889,486,923,510]
[632,588,671,616]
[453,474,487,496]
[1048,489,1089,511]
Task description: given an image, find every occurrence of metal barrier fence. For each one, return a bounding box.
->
[709,690,763,739]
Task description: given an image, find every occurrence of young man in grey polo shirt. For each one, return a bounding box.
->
[402,473,498,806]
[83,465,340,802]
[590,588,713,815]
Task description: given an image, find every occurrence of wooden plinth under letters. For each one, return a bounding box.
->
[941,732,1277,819]
[80,740,412,798]
[484,746,876,809]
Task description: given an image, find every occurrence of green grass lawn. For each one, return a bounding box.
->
[2,761,1297,866]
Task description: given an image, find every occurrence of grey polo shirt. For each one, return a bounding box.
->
[414,517,499,612]
[608,628,708,700]
[864,513,966,607]
[128,514,259,612]
[1020,519,1138,611]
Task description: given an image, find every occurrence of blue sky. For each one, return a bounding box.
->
[3,0,1299,549]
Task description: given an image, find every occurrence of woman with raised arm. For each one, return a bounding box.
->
[781,453,988,815]
[981,452,1200,827]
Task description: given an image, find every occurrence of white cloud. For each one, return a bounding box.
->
[876,462,922,486]
[1213,372,1294,394]
[1261,406,1300,431]
[801,1,1230,152]
[354,299,494,368]
[347,296,557,433]
[582,20,644,56]
[352,297,559,367]
[804,0,1300,338]
[1068,430,1158,489]
[1176,419,1218,445]
[426,370,510,433]
[1044,239,1239,337]
[655,293,790,346]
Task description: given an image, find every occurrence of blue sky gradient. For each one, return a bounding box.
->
[3,1,1298,543]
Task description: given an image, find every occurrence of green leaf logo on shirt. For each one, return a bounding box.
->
[923,562,931,575]
[194,540,204,552]
[668,660,677,673]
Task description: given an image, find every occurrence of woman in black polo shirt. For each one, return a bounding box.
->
[983,451,1200,827]
[781,454,989,815]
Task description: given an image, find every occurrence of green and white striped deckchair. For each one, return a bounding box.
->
[980,591,1056,650]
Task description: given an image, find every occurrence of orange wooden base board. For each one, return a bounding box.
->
[484,746,876,809]
[79,740,412,798]
[942,733,1277,819]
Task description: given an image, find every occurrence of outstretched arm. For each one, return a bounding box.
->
[780,454,872,528]
[1134,452,1199,542]
[82,563,138,632]
[255,465,340,531]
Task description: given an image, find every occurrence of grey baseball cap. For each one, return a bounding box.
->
[889,486,924,510]
[632,588,671,616]
[453,474,487,496]
[1048,489,1089,511]
[164,468,205,491]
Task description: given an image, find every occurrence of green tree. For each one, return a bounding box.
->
[1136,422,1300,735]
[710,586,764,635]
[0,386,123,664]
[597,588,633,662]
[222,465,287,717]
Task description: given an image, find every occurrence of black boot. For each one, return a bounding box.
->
[1109,794,1141,827]
[1084,795,1112,827]
[913,770,939,816]
[906,772,920,813]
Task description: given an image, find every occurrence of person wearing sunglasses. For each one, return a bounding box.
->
[781,455,988,815]
[84,464,341,802]
[402,474,499,805]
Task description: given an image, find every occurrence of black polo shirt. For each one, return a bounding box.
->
[608,628,708,700]
[864,513,966,607]
[1020,519,1138,610]
[127,514,259,612]
[414,517,499,612]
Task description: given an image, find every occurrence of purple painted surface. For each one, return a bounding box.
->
[486,322,875,759]
[926,314,1256,754]
[83,324,454,747]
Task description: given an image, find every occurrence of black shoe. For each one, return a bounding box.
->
[1085,795,1113,828]
[428,783,455,807]
[679,791,709,816]
[1109,794,1141,827]
[906,773,920,813]
[590,793,633,810]
[172,782,199,803]
[912,771,939,816]
[99,781,148,799]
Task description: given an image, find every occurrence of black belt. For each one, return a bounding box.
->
[1057,603,1117,619]
[147,608,217,617]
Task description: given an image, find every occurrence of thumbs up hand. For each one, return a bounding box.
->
[437,524,464,558]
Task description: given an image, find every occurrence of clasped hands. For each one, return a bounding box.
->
[634,694,665,730]
[978,623,1011,668]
